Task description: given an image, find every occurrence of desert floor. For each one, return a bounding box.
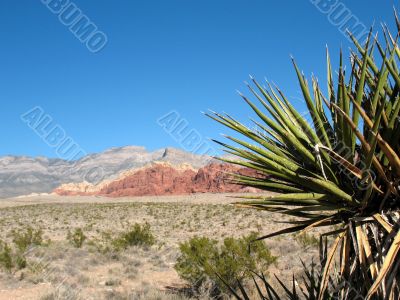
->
[0,194,322,300]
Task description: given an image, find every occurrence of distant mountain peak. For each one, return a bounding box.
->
[105,145,148,153]
[161,148,169,158]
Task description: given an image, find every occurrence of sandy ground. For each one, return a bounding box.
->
[0,193,322,300]
[0,193,253,208]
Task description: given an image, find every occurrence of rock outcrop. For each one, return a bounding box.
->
[53,162,262,197]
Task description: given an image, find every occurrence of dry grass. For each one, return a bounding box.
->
[0,194,322,299]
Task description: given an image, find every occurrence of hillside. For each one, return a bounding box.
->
[0,147,213,198]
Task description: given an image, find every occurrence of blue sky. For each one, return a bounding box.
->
[0,0,398,158]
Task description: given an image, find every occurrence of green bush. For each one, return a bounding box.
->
[11,226,43,253]
[88,224,155,254]
[0,241,13,272]
[0,226,45,272]
[294,232,319,249]
[15,255,27,270]
[112,223,155,250]
[67,228,86,248]
[175,233,277,293]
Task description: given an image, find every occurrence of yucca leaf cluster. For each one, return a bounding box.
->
[208,14,400,299]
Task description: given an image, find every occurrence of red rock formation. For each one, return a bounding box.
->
[100,164,196,197]
[53,162,263,197]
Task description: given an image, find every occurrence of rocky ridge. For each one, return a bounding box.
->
[0,147,213,198]
[53,162,261,197]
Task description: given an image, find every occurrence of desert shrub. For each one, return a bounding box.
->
[112,223,155,250]
[15,254,27,270]
[87,231,113,254]
[0,241,13,272]
[0,226,46,272]
[91,223,156,253]
[67,228,86,248]
[175,233,277,294]
[175,237,218,285]
[294,232,319,249]
[0,240,26,272]
[11,226,43,252]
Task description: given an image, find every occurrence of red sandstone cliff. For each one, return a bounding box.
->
[53,162,261,197]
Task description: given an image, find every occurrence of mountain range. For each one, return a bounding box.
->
[0,146,256,199]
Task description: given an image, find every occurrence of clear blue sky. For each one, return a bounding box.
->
[0,0,398,158]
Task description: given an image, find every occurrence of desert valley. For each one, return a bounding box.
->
[0,147,321,300]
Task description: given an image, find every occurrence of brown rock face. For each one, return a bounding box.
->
[192,163,242,193]
[53,162,262,197]
[100,164,196,197]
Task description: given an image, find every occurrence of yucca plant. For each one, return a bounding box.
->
[207,14,400,300]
